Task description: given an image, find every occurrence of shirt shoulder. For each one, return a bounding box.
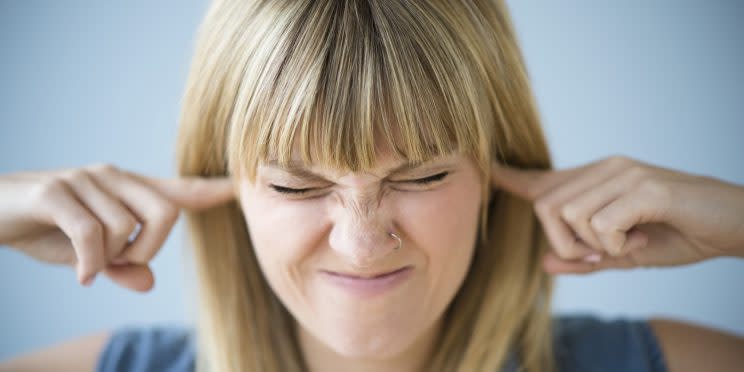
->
[96,316,667,372]
[553,314,668,372]
[96,325,195,372]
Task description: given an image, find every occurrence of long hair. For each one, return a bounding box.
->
[175,0,555,371]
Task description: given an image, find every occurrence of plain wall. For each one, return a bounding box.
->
[1,0,743,360]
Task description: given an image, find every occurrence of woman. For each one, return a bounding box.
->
[1,0,742,371]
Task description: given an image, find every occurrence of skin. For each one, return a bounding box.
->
[0,165,234,291]
[238,147,483,372]
[490,155,744,272]
[1,154,743,371]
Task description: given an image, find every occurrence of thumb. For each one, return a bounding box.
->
[103,263,155,292]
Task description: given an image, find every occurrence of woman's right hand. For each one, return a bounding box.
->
[0,164,234,292]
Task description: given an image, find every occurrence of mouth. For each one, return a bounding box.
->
[321,266,412,279]
[319,266,414,297]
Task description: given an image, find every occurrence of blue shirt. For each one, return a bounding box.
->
[96,314,667,372]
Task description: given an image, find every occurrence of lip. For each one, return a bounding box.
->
[319,266,414,297]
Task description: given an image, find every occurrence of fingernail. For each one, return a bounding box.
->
[83,273,97,287]
[582,253,602,263]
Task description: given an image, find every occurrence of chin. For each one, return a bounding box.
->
[323,326,414,359]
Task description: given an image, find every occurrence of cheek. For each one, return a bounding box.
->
[397,185,480,249]
[395,182,481,282]
[240,191,328,275]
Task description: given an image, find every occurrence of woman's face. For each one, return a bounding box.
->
[238,146,483,359]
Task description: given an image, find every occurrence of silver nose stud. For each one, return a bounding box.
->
[389,232,402,250]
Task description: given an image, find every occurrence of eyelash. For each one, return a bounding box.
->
[270,185,315,195]
[408,171,449,185]
[269,172,450,195]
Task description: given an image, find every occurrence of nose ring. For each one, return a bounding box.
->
[389,232,402,250]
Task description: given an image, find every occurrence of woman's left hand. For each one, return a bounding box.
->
[491,156,744,274]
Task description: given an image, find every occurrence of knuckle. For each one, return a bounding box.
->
[35,178,66,199]
[534,199,555,218]
[626,165,650,181]
[148,203,179,225]
[61,169,92,184]
[71,219,103,244]
[560,204,581,223]
[604,155,630,168]
[110,216,139,240]
[87,163,120,176]
[637,178,671,200]
[589,215,611,233]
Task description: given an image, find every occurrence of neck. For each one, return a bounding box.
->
[297,317,443,372]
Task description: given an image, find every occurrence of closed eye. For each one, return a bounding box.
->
[270,172,450,195]
[270,185,315,194]
[402,171,449,184]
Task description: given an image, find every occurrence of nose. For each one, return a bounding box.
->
[327,192,399,269]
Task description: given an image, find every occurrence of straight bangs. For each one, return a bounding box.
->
[225,1,493,180]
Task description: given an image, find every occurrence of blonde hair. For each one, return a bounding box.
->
[176,0,555,371]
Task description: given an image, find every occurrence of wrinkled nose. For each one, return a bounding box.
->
[328,194,399,268]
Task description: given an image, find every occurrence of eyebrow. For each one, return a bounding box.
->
[263,159,444,180]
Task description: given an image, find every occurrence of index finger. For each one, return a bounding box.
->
[129,174,236,210]
[490,162,587,201]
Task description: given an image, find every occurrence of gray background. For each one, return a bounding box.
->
[1,0,742,359]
